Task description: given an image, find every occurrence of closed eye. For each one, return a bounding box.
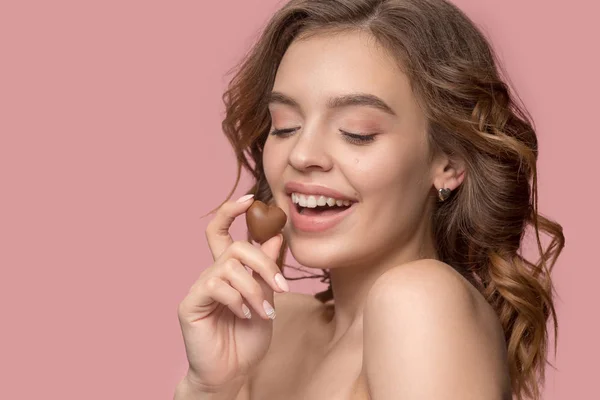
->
[269,127,377,145]
[269,127,297,137]
[339,130,377,145]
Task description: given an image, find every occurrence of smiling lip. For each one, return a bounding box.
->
[288,196,356,233]
[284,181,356,202]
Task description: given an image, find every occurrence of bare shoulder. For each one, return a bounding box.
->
[363,259,511,399]
[367,258,503,332]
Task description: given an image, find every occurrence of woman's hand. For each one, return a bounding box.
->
[176,195,288,392]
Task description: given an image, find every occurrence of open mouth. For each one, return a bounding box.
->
[295,202,352,216]
[288,194,357,233]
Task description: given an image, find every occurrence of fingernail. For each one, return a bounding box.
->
[236,194,254,203]
[263,300,276,319]
[242,304,252,319]
[274,273,289,292]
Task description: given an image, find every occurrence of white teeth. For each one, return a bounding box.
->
[298,195,307,207]
[291,192,353,208]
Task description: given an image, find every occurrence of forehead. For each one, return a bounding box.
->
[271,31,412,115]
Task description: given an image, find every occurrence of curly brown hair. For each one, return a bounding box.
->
[205,1,565,399]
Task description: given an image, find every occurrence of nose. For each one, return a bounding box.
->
[288,127,333,172]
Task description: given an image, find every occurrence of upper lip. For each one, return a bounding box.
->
[284,181,357,202]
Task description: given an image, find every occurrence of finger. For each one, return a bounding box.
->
[260,233,284,262]
[178,276,251,322]
[205,194,255,260]
[221,258,277,320]
[218,236,286,295]
[251,234,284,319]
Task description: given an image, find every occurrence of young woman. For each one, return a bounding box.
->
[175,1,564,399]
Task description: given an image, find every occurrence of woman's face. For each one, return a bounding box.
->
[263,31,438,270]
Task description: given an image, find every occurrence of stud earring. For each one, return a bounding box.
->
[438,187,452,202]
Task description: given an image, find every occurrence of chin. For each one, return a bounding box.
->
[286,237,354,271]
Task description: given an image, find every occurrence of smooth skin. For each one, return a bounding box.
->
[362,260,512,400]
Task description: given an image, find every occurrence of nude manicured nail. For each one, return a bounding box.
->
[274,273,289,292]
[236,194,254,203]
[242,304,252,319]
[263,300,276,319]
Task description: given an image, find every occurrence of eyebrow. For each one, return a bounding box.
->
[268,91,397,116]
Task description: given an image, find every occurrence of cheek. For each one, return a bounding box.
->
[348,149,430,241]
[349,145,426,195]
[262,140,276,184]
[262,138,287,186]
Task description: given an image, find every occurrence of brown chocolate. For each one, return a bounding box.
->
[245,200,287,244]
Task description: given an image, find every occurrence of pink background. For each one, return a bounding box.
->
[1,1,597,398]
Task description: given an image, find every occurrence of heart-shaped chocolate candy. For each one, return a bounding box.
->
[245,200,287,244]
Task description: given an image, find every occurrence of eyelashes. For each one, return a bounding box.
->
[268,127,297,136]
[269,127,377,145]
[341,130,377,145]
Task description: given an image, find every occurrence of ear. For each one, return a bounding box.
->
[431,153,466,192]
